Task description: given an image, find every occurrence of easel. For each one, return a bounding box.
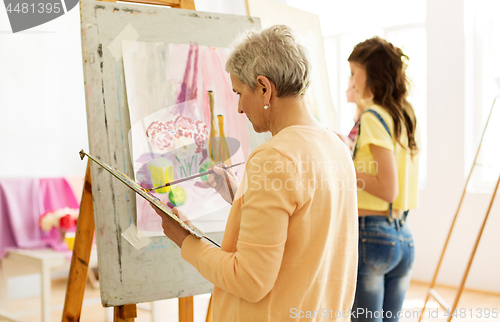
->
[418,97,500,322]
[61,0,215,321]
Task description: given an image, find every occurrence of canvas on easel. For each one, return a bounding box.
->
[122,40,249,236]
[66,0,264,320]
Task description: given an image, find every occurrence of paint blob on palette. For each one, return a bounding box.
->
[123,41,249,235]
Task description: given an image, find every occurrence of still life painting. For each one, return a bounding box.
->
[123,40,250,235]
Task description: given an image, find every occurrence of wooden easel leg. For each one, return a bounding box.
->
[178,0,195,10]
[419,133,485,320]
[179,297,193,322]
[446,174,500,322]
[61,162,95,322]
[114,304,137,322]
[205,294,213,322]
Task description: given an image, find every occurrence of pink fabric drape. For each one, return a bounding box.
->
[0,178,79,258]
[39,178,79,213]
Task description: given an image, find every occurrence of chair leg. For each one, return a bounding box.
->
[41,262,51,322]
[0,261,18,322]
[0,261,8,313]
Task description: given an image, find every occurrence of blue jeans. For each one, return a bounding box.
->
[351,215,415,322]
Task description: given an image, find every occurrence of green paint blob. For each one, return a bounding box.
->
[168,186,187,207]
[199,160,214,182]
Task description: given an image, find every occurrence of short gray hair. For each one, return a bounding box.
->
[225,25,311,97]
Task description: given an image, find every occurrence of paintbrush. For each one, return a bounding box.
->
[146,161,245,192]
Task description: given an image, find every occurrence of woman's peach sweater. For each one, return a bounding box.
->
[181,126,358,321]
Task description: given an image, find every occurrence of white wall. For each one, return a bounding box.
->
[409,0,500,293]
[0,7,88,178]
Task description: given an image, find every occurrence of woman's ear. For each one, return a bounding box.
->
[256,75,272,103]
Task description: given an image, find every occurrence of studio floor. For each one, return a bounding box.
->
[5,279,500,322]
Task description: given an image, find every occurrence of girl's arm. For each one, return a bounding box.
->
[356,144,398,203]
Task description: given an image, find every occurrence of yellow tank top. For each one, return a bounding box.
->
[353,104,420,211]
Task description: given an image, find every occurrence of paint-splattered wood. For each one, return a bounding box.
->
[80,0,261,307]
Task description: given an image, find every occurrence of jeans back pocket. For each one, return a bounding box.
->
[361,238,397,273]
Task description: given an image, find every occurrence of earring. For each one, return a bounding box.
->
[264,103,270,109]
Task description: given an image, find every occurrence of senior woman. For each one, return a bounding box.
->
[153,25,358,321]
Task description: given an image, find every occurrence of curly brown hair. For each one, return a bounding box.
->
[348,36,418,155]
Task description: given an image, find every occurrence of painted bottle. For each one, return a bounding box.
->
[208,90,218,163]
[217,114,232,165]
